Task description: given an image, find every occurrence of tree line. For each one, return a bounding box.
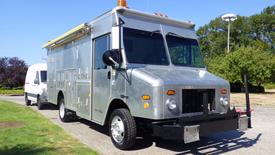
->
[0,57,28,89]
[196,5,275,91]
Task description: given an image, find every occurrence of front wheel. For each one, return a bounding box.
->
[25,93,31,106]
[37,95,43,110]
[59,98,76,122]
[109,108,136,150]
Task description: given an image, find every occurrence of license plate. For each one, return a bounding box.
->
[184,125,200,143]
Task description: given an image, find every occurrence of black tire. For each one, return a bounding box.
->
[37,95,43,110]
[25,93,31,106]
[109,108,136,150]
[58,98,76,122]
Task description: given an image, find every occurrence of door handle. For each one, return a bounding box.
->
[107,71,111,79]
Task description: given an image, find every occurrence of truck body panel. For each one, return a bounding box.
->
[44,6,248,147]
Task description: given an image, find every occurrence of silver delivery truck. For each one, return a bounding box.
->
[43,2,249,150]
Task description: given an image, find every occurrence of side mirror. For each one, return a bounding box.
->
[34,78,39,85]
[102,49,121,67]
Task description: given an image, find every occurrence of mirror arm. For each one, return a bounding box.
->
[108,57,119,67]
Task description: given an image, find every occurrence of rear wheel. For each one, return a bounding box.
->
[37,95,43,110]
[25,93,31,106]
[59,98,77,122]
[109,108,136,150]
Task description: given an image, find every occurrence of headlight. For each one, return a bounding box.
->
[166,99,177,111]
[220,97,229,106]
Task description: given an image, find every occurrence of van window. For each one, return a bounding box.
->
[41,71,47,83]
[94,34,110,70]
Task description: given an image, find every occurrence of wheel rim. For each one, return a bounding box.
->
[59,102,65,119]
[111,116,125,143]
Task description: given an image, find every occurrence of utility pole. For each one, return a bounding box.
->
[244,73,252,128]
[227,21,230,53]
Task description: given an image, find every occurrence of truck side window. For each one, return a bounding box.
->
[94,34,110,70]
[40,71,47,83]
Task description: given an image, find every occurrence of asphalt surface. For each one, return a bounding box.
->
[1,95,274,155]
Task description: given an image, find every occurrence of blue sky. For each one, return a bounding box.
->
[0,0,274,66]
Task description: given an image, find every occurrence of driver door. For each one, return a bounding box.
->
[92,34,111,123]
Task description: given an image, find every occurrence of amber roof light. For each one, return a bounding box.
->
[117,0,128,8]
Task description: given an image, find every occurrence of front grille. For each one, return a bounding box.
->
[182,89,215,114]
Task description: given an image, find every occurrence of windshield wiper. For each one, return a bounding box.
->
[167,32,185,39]
[150,30,161,36]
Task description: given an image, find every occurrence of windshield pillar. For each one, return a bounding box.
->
[160,25,173,67]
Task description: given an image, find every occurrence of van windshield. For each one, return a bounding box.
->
[123,28,169,65]
[41,71,47,83]
[166,34,205,68]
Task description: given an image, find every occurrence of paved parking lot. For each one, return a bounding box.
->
[1,95,275,155]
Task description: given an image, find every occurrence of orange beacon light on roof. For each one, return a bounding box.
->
[117,0,128,8]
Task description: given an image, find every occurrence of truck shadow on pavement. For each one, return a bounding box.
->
[78,118,261,154]
[157,132,262,154]
[34,103,58,110]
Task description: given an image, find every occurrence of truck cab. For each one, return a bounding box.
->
[43,4,248,150]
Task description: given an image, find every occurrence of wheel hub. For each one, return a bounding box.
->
[111,116,125,143]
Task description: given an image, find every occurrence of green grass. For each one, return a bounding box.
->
[0,100,97,155]
[0,89,24,95]
[263,83,275,89]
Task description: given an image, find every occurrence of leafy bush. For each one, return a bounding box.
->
[0,89,24,95]
[263,83,275,89]
[207,46,275,88]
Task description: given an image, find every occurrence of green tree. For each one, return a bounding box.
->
[226,47,273,86]
[0,57,28,88]
[197,5,275,89]
[249,6,275,51]
[197,5,275,58]
[208,47,274,86]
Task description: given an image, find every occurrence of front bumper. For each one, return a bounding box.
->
[152,108,249,143]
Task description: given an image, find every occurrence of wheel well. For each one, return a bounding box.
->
[57,91,64,105]
[104,99,130,126]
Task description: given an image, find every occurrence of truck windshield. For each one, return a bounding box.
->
[166,34,205,68]
[123,28,169,65]
[40,71,47,83]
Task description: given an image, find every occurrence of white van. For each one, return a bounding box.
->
[24,63,47,109]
